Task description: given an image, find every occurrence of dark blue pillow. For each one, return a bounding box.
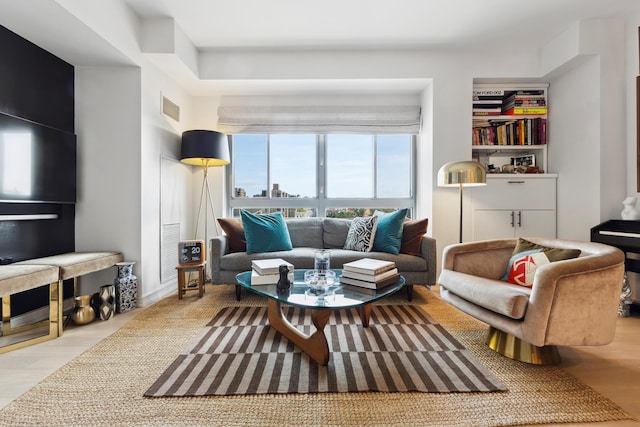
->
[372,208,408,255]
[240,210,293,254]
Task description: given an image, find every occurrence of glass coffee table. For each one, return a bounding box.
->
[236,269,405,366]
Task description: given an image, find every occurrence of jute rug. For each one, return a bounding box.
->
[144,305,505,396]
[0,285,634,427]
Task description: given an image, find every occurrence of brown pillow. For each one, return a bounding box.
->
[217,218,246,253]
[400,218,429,256]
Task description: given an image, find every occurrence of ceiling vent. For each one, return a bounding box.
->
[162,95,180,122]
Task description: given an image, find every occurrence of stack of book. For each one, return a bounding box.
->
[250,258,294,285]
[501,90,547,115]
[340,258,399,289]
[472,88,504,116]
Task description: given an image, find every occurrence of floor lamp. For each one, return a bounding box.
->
[437,160,487,243]
[180,130,230,276]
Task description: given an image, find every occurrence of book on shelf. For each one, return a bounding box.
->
[250,269,293,285]
[251,258,294,275]
[340,267,399,282]
[473,109,502,116]
[340,273,401,290]
[342,258,396,275]
[503,107,548,115]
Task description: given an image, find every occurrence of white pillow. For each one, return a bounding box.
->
[343,216,378,252]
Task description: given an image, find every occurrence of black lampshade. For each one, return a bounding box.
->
[180,130,230,167]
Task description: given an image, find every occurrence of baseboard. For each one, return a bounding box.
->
[137,282,177,308]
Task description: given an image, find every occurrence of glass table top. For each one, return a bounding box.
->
[236,269,405,309]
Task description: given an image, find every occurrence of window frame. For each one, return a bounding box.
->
[226,134,416,217]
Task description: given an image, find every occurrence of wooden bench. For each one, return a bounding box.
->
[1,252,123,353]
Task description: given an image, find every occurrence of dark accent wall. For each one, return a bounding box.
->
[0,25,76,315]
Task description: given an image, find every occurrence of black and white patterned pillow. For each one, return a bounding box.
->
[343,216,378,252]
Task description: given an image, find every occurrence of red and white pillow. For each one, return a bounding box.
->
[502,239,581,288]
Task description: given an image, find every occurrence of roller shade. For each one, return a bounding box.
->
[217,105,421,134]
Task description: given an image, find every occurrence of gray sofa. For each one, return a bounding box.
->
[210,217,437,301]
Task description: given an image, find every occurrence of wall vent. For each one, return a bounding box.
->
[161,223,180,283]
[162,95,180,122]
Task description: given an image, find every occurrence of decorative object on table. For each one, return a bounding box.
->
[621,196,640,220]
[178,240,205,266]
[71,294,96,325]
[304,269,337,294]
[98,284,116,320]
[342,258,396,275]
[437,160,487,243]
[114,261,137,313]
[180,130,230,282]
[313,249,330,272]
[276,264,291,292]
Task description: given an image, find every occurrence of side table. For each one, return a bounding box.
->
[176,262,206,299]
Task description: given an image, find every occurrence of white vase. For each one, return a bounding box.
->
[621,197,640,220]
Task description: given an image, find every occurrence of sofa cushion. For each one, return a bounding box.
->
[285,217,324,248]
[400,218,429,256]
[217,218,246,253]
[343,216,378,252]
[439,270,531,320]
[322,218,351,249]
[372,209,408,255]
[240,210,293,254]
[502,238,581,287]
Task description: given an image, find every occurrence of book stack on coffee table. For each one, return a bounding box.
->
[340,258,399,289]
[250,258,293,285]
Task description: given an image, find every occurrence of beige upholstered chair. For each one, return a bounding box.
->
[438,238,625,364]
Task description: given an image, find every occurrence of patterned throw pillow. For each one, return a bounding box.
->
[343,216,378,252]
[502,238,581,287]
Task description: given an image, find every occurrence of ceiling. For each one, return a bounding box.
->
[125,0,639,50]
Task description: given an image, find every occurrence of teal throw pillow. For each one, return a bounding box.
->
[240,210,293,254]
[372,208,408,255]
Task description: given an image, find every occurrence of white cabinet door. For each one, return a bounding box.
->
[473,210,518,240]
[473,209,556,240]
[517,210,556,238]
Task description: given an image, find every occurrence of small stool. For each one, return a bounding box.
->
[176,262,206,299]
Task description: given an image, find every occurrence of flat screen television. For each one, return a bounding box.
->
[0,112,76,203]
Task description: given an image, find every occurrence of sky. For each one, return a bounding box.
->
[233,134,411,198]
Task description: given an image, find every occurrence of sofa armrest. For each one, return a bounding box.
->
[210,235,229,284]
[420,235,438,286]
[441,239,516,280]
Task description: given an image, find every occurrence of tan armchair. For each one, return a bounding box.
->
[438,238,624,364]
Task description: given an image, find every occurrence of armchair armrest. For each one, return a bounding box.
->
[441,239,516,280]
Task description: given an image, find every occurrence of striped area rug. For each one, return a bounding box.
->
[144,305,506,396]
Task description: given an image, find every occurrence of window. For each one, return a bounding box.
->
[228,133,415,218]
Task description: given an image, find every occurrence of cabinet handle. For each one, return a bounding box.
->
[507,181,525,184]
[510,211,515,228]
[518,211,522,227]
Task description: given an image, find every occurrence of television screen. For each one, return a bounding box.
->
[0,112,76,203]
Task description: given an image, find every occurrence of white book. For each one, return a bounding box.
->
[341,267,399,282]
[251,258,294,275]
[250,269,293,285]
[342,258,396,275]
[340,273,400,290]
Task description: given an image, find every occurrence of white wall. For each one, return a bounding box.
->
[74,66,143,295]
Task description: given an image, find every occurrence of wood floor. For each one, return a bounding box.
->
[0,300,638,426]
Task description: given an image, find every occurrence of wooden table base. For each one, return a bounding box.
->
[266,299,372,366]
